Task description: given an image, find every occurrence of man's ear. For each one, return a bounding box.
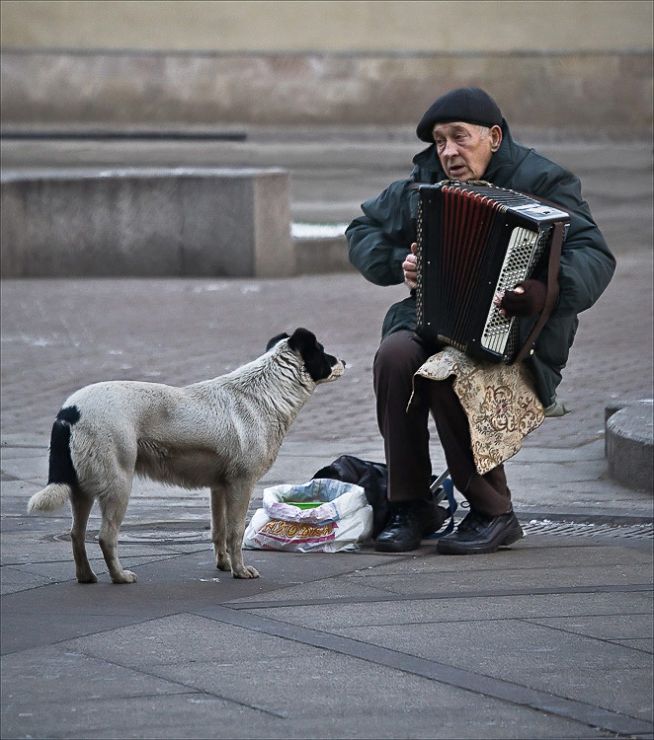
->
[287,328,316,354]
[489,124,503,153]
[266,332,290,351]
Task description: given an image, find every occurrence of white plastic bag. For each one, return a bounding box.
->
[243,479,373,552]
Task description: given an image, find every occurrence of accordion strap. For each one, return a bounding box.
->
[514,221,565,365]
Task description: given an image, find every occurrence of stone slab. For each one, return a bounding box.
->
[147,650,596,739]
[333,619,653,721]
[528,613,654,642]
[0,549,390,655]
[294,235,353,275]
[1,690,273,740]
[1,645,189,705]
[250,591,654,631]
[0,167,293,278]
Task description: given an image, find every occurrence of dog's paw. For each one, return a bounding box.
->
[111,569,138,584]
[216,555,232,571]
[232,565,260,579]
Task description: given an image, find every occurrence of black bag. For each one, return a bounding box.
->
[313,454,456,539]
[313,455,390,538]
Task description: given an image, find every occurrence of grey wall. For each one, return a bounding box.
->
[1,0,651,136]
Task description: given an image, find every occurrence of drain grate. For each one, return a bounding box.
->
[522,519,653,540]
[116,527,210,545]
[52,520,211,546]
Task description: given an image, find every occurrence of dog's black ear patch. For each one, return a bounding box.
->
[288,328,338,382]
[287,328,316,354]
[266,332,290,351]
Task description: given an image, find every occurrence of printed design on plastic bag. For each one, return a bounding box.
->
[257,519,337,547]
[243,478,372,553]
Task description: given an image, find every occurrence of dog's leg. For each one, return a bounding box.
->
[224,482,259,579]
[210,486,231,572]
[70,491,97,584]
[98,484,137,584]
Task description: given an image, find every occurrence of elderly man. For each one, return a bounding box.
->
[346,87,615,555]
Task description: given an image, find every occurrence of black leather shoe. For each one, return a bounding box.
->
[436,510,523,555]
[375,499,447,552]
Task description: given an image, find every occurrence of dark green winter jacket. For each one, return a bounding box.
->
[346,121,616,408]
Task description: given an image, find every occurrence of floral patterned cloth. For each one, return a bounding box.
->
[412,347,545,475]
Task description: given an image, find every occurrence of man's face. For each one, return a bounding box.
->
[432,122,502,181]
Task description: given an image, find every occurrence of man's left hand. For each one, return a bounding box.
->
[402,242,419,290]
[500,279,547,317]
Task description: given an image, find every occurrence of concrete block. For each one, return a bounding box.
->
[0,167,293,277]
[293,235,353,275]
[606,400,654,492]
[291,223,353,275]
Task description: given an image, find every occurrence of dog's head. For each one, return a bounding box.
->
[267,329,345,384]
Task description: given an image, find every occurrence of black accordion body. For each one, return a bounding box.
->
[415,181,570,364]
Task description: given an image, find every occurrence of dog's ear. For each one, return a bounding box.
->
[288,328,341,383]
[266,332,290,351]
[287,328,316,354]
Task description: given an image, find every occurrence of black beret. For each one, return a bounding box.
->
[416,87,503,143]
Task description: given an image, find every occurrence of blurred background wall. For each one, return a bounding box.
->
[1,0,652,135]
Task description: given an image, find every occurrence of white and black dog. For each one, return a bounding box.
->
[28,329,345,584]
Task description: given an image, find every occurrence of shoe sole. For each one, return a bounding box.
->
[498,525,525,548]
[374,539,422,553]
[436,523,524,555]
[374,524,441,554]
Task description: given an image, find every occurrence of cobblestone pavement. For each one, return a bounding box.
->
[1,248,652,519]
[1,133,652,740]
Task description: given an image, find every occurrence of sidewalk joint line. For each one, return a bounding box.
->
[192,604,654,737]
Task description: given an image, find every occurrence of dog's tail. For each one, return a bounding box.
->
[27,483,71,513]
[27,405,81,514]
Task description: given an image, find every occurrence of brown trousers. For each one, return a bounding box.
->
[373,330,512,517]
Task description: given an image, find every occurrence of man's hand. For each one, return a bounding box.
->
[403,242,419,290]
[499,279,547,317]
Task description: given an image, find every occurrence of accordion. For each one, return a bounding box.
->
[415,181,570,364]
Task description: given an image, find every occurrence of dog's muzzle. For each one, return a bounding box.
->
[325,358,346,382]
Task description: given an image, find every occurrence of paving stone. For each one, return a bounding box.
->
[2,645,189,706]
[527,613,654,642]
[611,638,653,653]
[248,591,654,632]
[345,561,651,596]
[65,613,315,667]
[147,651,599,740]
[0,566,54,595]
[332,619,653,720]
[1,691,272,740]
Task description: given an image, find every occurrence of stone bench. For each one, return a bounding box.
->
[1,167,293,277]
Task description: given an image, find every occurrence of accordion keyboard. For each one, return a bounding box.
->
[480,226,544,355]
